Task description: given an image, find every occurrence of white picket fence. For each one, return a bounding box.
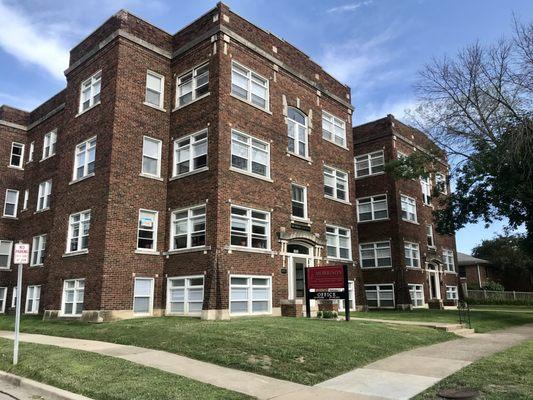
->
[467,289,533,302]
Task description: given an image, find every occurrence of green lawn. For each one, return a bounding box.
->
[415,340,533,400]
[351,309,533,333]
[470,305,533,312]
[0,338,250,400]
[0,316,453,385]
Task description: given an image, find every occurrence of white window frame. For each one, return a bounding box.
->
[31,234,46,266]
[176,62,210,108]
[230,130,270,179]
[25,285,41,314]
[61,279,85,317]
[230,205,271,251]
[291,184,308,221]
[0,287,6,313]
[229,275,272,316]
[443,249,455,272]
[322,111,346,147]
[42,130,57,160]
[287,107,309,158]
[324,166,349,202]
[11,287,17,308]
[170,205,206,251]
[3,189,19,218]
[73,136,96,181]
[427,225,435,248]
[355,151,385,178]
[356,194,388,222]
[79,70,101,113]
[173,129,208,178]
[359,241,392,268]
[326,225,352,261]
[166,275,204,316]
[28,141,34,162]
[133,277,154,316]
[145,70,165,109]
[409,284,425,308]
[446,285,458,300]
[401,195,417,223]
[9,142,24,168]
[66,210,91,254]
[404,242,421,268]
[436,173,448,195]
[365,284,395,308]
[36,180,52,211]
[231,61,269,110]
[22,189,29,210]
[421,176,432,205]
[0,240,13,270]
[141,136,162,178]
[137,209,158,252]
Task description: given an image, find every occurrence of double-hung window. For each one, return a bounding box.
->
[421,176,431,205]
[365,284,394,308]
[177,63,209,107]
[0,287,6,313]
[0,240,13,269]
[31,235,46,266]
[231,130,269,178]
[9,142,24,168]
[443,249,455,272]
[287,107,308,158]
[167,276,204,315]
[61,279,84,316]
[404,242,420,268]
[360,241,391,268]
[435,173,447,195]
[291,184,308,220]
[141,136,162,178]
[11,287,17,308]
[37,180,52,211]
[426,225,435,248]
[409,284,425,307]
[145,71,164,108]
[133,277,154,315]
[42,130,57,159]
[67,211,91,253]
[355,151,385,177]
[28,142,34,162]
[137,210,158,251]
[356,195,388,221]
[170,205,206,250]
[230,276,271,315]
[3,189,19,218]
[174,130,208,177]
[73,137,96,181]
[231,62,269,109]
[324,166,348,202]
[79,71,101,113]
[326,225,352,260]
[322,111,346,146]
[446,286,458,300]
[230,206,270,250]
[25,285,41,314]
[401,195,417,222]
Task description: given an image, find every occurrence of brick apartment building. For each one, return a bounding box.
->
[0,3,367,321]
[354,115,460,309]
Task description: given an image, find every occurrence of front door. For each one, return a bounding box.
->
[294,259,306,299]
[428,265,441,299]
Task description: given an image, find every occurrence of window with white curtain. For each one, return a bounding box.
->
[3,189,19,217]
[231,62,268,109]
[322,111,346,146]
[421,176,431,205]
[73,137,96,180]
[79,71,101,113]
[173,130,208,177]
[230,206,270,250]
[25,285,41,314]
[133,278,154,315]
[404,242,420,268]
[61,279,84,316]
[230,276,271,315]
[326,225,352,260]
[37,180,52,211]
[145,71,164,108]
[67,211,91,253]
[31,234,46,266]
[0,287,6,313]
[141,136,161,178]
[0,240,13,269]
[401,195,417,222]
[9,142,24,168]
[443,249,455,272]
[231,130,269,178]
[365,284,394,308]
[409,284,425,307]
[291,184,307,220]
[446,286,458,300]
[324,166,348,201]
[42,130,57,160]
[167,276,204,315]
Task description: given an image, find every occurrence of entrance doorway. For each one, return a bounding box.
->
[287,243,313,301]
[427,264,441,299]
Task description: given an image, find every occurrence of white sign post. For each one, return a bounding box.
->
[13,242,29,365]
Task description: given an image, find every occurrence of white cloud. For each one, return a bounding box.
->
[327,1,373,13]
[354,98,418,125]
[0,0,69,80]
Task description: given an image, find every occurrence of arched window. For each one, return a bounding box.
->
[287,243,310,255]
[287,107,308,158]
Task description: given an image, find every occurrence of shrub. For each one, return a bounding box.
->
[321,311,338,319]
[465,297,533,306]
[482,280,505,291]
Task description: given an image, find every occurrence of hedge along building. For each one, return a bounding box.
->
[0,3,366,321]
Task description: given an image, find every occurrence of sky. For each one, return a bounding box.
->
[0,0,531,254]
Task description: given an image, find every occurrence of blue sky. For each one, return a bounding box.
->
[1,0,531,254]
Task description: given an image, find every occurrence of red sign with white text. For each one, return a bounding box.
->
[306,266,345,290]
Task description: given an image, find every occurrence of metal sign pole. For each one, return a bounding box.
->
[343,264,350,322]
[13,262,23,365]
[305,268,311,318]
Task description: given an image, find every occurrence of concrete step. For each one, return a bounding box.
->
[450,328,476,336]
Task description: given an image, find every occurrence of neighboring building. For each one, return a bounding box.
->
[457,252,493,288]
[0,3,365,321]
[353,115,460,309]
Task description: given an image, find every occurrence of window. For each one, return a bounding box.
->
[409,284,424,307]
[0,240,12,269]
[25,285,41,314]
[435,173,447,195]
[230,276,271,315]
[291,184,307,220]
[427,225,435,248]
[11,287,17,308]
[9,142,24,168]
[167,276,204,315]
[61,279,84,316]
[22,189,29,210]
[3,189,19,217]
[338,281,355,311]
[326,225,352,260]
[401,195,417,222]
[145,71,164,108]
[446,286,458,300]
[231,62,268,109]
[133,278,154,315]
[365,284,394,308]
[322,111,346,146]
[173,130,208,177]
[177,63,209,107]
[73,137,96,180]
[421,176,431,205]
[37,180,52,211]
[287,107,308,158]
[324,166,348,202]
[443,249,455,272]
[28,142,34,162]
[360,241,391,268]
[42,130,57,160]
[356,195,388,221]
[137,210,158,251]
[170,205,206,250]
[79,71,101,112]
[231,130,269,178]
[230,206,270,250]
[0,287,6,313]
[404,242,420,268]
[141,136,161,178]
[67,211,91,253]
[31,235,46,266]
[355,151,385,177]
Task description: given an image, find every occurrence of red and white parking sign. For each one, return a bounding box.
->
[14,243,30,264]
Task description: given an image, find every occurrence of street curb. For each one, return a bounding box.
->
[0,371,93,400]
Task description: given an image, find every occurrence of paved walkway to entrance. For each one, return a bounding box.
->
[1,324,532,400]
